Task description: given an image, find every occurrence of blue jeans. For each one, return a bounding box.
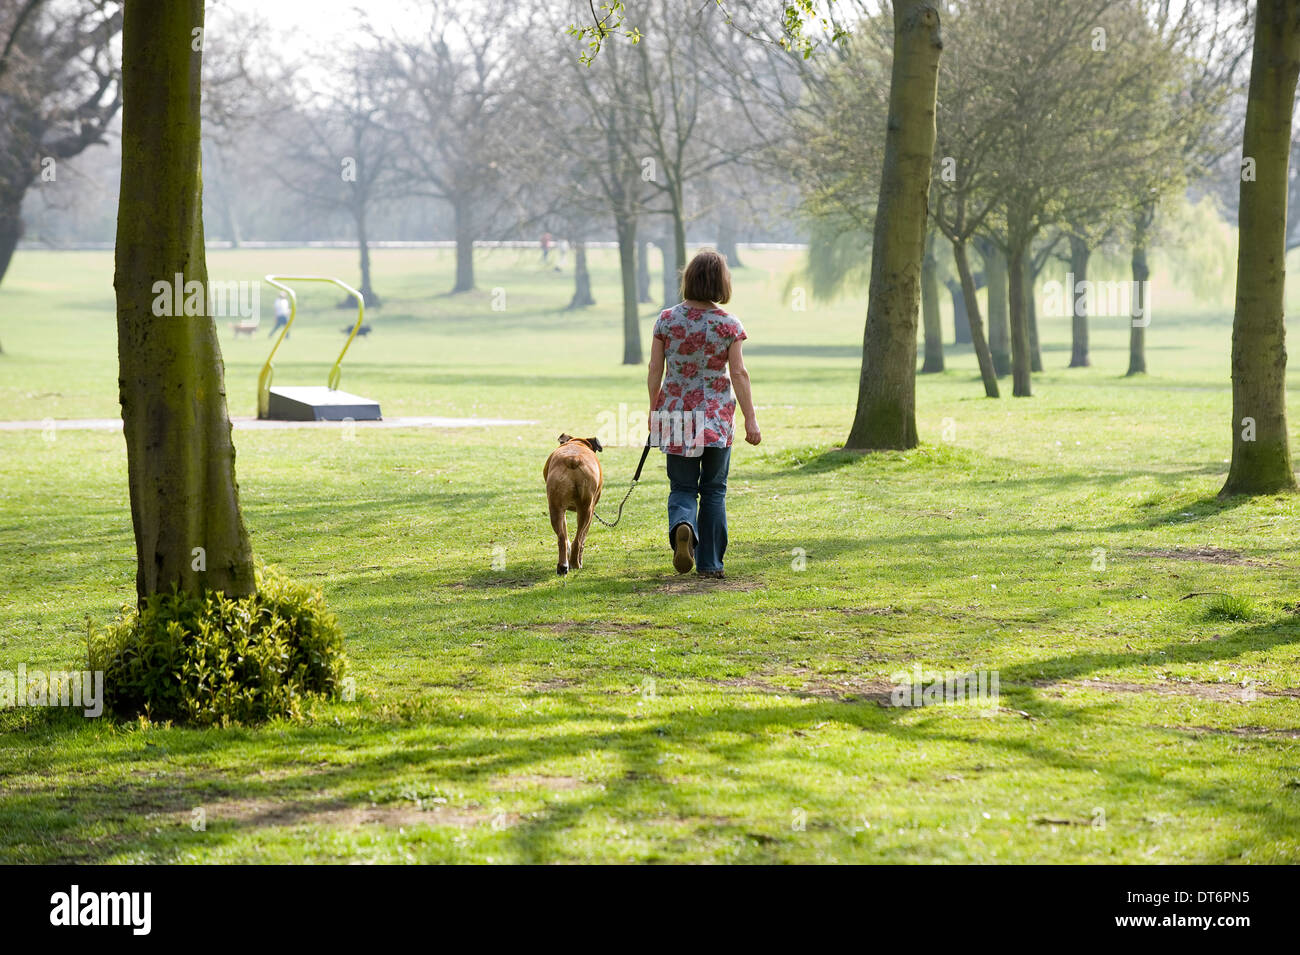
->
[666,447,730,573]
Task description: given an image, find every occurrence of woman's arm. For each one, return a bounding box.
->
[728,339,761,445]
[646,336,666,433]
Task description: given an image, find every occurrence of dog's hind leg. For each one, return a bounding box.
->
[571,501,594,569]
[550,503,570,575]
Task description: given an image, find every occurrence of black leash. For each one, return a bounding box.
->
[593,434,653,528]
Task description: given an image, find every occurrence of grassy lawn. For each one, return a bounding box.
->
[1,245,1298,863]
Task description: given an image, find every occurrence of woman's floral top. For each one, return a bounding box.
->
[651,303,747,457]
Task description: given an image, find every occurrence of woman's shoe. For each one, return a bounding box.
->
[673,524,695,574]
[697,569,725,579]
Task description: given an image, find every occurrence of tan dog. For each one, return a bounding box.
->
[543,433,603,575]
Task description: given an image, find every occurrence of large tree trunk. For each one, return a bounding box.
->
[1068,233,1090,367]
[948,277,972,344]
[616,215,642,365]
[655,235,676,307]
[1024,254,1042,373]
[0,200,21,289]
[844,1,942,451]
[920,234,943,373]
[212,170,242,250]
[718,214,743,268]
[981,240,1011,377]
[669,183,687,292]
[1007,242,1033,397]
[0,195,16,351]
[952,238,998,398]
[354,205,379,306]
[636,235,652,303]
[568,239,594,309]
[451,198,474,293]
[114,0,254,602]
[1126,206,1152,376]
[1223,0,1300,496]
[224,198,242,249]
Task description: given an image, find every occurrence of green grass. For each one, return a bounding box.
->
[1,245,1298,863]
[1202,594,1257,623]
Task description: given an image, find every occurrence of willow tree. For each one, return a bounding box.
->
[844,0,942,451]
[114,0,254,600]
[1222,0,1300,497]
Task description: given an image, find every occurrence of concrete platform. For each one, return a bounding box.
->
[264,386,382,422]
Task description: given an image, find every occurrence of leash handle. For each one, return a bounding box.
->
[594,435,654,529]
[632,433,653,483]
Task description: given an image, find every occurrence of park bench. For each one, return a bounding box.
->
[229,316,259,337]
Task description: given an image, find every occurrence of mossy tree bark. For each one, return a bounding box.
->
[636,236,652,303]
[654,236,676,307]
[718,214,743,268]
[1223,0,1300,496]
[1023,254,1042,374]
[1006,240,1033,397]
[0,196,13,355]
[0,199,20,289]
[668,187,686,291]
[948,278,971,344]
[844,0,942,451]
[616,214,642,364]
[352,204,379,306]
[114,0,254,602]
[1125,204,1153,376]
[451,196,475,293]
[1068,233,1090,368]
[605,101,642,365]
[920,231,944,373]
[568,239,595,309]
[952,238,998,397]
[979,238,1011,377]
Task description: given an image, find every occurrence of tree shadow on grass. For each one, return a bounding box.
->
[6,662,1297,863]
[996,614,1300,688]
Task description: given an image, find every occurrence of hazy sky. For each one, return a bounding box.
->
[216,0,414,52]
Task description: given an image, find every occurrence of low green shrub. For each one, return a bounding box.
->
[89,565,347,726]
[1202,593,1256,623]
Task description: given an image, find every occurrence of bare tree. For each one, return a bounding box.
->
[0,0,120,297]
[628,0,764,296]
[382,0,530,294]
[522,8,653,363]
[272,48,404,305]
[201,5,293,250]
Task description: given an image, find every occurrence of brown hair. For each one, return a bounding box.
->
[680,249,732,305]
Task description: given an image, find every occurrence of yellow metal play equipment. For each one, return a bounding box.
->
[257,275,382,421]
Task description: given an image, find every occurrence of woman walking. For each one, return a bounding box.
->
[647,249,761,579]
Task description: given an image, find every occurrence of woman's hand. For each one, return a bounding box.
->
[745,420,761,445]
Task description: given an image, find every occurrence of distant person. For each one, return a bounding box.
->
[540,231,553,263]
[647,249,760,580]
[269,291,290,338]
